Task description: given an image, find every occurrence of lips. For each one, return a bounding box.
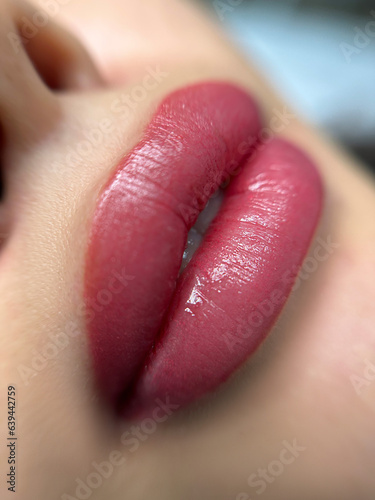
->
[84,82,323,418]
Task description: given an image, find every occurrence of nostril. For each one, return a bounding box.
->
[15,21,77,91]
[17,29,66,91]
[13,5,103,91]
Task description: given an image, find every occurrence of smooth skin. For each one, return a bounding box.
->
[0,1,374,499]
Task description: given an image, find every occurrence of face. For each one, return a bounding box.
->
[1,1,374,499]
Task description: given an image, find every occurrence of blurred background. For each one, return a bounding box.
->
[202,0,375,172]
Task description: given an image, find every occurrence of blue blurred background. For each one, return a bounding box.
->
[203,0,375,170]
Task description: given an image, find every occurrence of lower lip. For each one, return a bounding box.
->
[84,82,323,419]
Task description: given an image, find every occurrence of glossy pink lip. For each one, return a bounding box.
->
[84,82,323,418]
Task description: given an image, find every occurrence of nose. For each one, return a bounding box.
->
[0,0,103,138]
[0,0,103,246]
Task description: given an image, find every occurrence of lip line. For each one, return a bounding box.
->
[84,81,322,419]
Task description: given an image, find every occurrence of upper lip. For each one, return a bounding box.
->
[84,82,323,419]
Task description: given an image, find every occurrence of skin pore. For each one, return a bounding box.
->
[0,1,374,499]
